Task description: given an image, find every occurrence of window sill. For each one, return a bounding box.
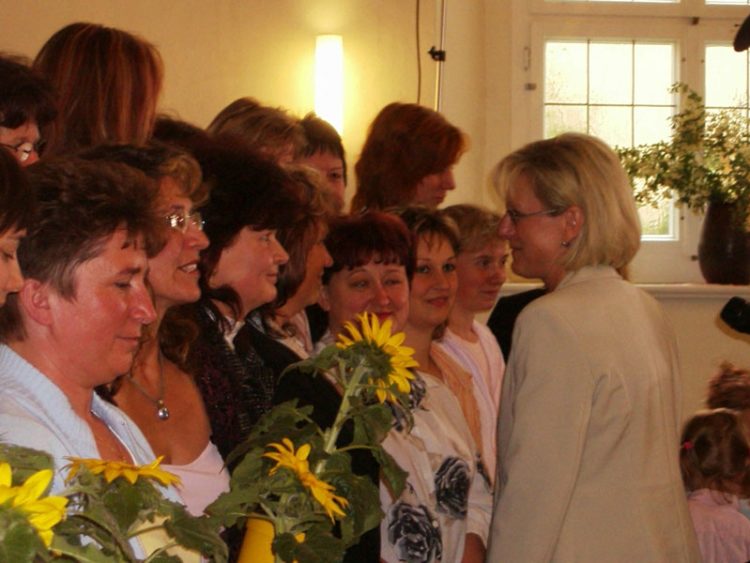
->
[502,282,750,301]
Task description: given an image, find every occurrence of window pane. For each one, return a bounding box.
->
[705,0,750,5]
[634,44,674,105]
[590,43,632,104]
[634,106,672,145]
[705,45,748,108]
[544,105,587,137]
[639,198,673,238]
[545,42,587,103]
[590,106,631,146]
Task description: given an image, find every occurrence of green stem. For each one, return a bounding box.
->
[320,361,366,460]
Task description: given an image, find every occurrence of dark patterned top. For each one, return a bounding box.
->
[183,301,276,463]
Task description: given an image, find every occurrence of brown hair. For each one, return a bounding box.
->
[263,166,337,315]
[680,408,750,496]
[0,157,159,342]
[33,22,163,156]
[442,204,503,254]
[351,103,466,213]
[706,362,750,411]
[207,97,305,163]
[0,149,35,234]
[0,54,56,131]
[299,112,347,184]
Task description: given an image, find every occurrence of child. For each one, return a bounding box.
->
[439,204,508,483]
[680,408,750,562]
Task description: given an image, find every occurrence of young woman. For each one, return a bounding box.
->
[440,204,508,482]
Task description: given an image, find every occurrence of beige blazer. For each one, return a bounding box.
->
[487,266,700,562]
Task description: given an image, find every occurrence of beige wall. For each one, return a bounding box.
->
[0,0,509,209]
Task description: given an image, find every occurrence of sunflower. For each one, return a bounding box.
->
[264,439,348,521]
[0,462,68,547]
[65,456,181,487]
[337,312,418,403]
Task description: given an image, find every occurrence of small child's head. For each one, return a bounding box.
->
[680,408,750,497]
[442,204,508,315]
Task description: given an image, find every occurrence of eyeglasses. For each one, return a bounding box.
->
[165,210,204,232]
[504,208,561,225]
[1,140,44,163]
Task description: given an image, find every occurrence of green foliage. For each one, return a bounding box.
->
[210,315,415,563]
[616,83,750,226]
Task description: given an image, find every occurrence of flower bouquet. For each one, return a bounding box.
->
[0,442,227,562]
[616,83,750,225]
[207,313,418,563]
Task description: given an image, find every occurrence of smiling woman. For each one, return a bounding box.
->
[0,151,33,305]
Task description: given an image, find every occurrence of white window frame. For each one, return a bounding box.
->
[509,0,749,283]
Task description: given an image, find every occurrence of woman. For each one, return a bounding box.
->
[440,204,507,483]
[487,133,700,561]
[207,97,304,165]
[0,55,56,166]
[0,149,32,301]
[246,166,335,361]
[388,206,491,563]
[298,112,347,209]
[33,22,163,156]
[85,143,228,517]
[351,103,466,213]
[168,142,303,462]
[275,210,414,563]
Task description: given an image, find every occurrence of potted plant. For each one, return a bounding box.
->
[616,83,750,283]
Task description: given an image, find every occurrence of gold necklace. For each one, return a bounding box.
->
[126,352,170,421]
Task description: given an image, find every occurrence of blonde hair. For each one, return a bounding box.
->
[493,133,640,271]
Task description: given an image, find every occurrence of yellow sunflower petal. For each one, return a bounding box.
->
[11,469,52,506]
[0,463,11,487]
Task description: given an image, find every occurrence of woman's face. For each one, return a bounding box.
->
[0,227,24,306]
[210,226,289,317]
[407,235,458,332]
[147,176,209,314]
[455,239,508,314]
[413,167,455,208]
[299,150,345,206]
[320,258,410,336]
[499,173,570,290]
[292,224,333,311]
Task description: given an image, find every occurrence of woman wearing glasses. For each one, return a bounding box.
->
[0,55,56,166]
[487,133,700,561]
[84,144,228,517]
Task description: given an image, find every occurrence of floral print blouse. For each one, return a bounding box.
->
[379,345,493,563]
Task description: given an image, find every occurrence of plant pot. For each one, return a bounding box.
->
[698,202,750,284]
[238,517,276,563]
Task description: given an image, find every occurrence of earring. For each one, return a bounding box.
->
[561,240,570,247]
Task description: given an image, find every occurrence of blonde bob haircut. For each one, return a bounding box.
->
[493,132,640,272]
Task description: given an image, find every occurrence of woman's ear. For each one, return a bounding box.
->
[563,205,584,241]
[17,279,53,326]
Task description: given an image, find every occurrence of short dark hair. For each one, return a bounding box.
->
[0,157,159,341]
[299,112,347,184]
[322,211,414,285]
[0,54,57,130]
[0,149,35,234]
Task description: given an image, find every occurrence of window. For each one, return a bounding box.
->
[510,0,750,282]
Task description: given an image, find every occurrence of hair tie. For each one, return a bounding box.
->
[681,440,694,450]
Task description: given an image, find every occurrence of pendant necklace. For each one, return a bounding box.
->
[127,352,170,421]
